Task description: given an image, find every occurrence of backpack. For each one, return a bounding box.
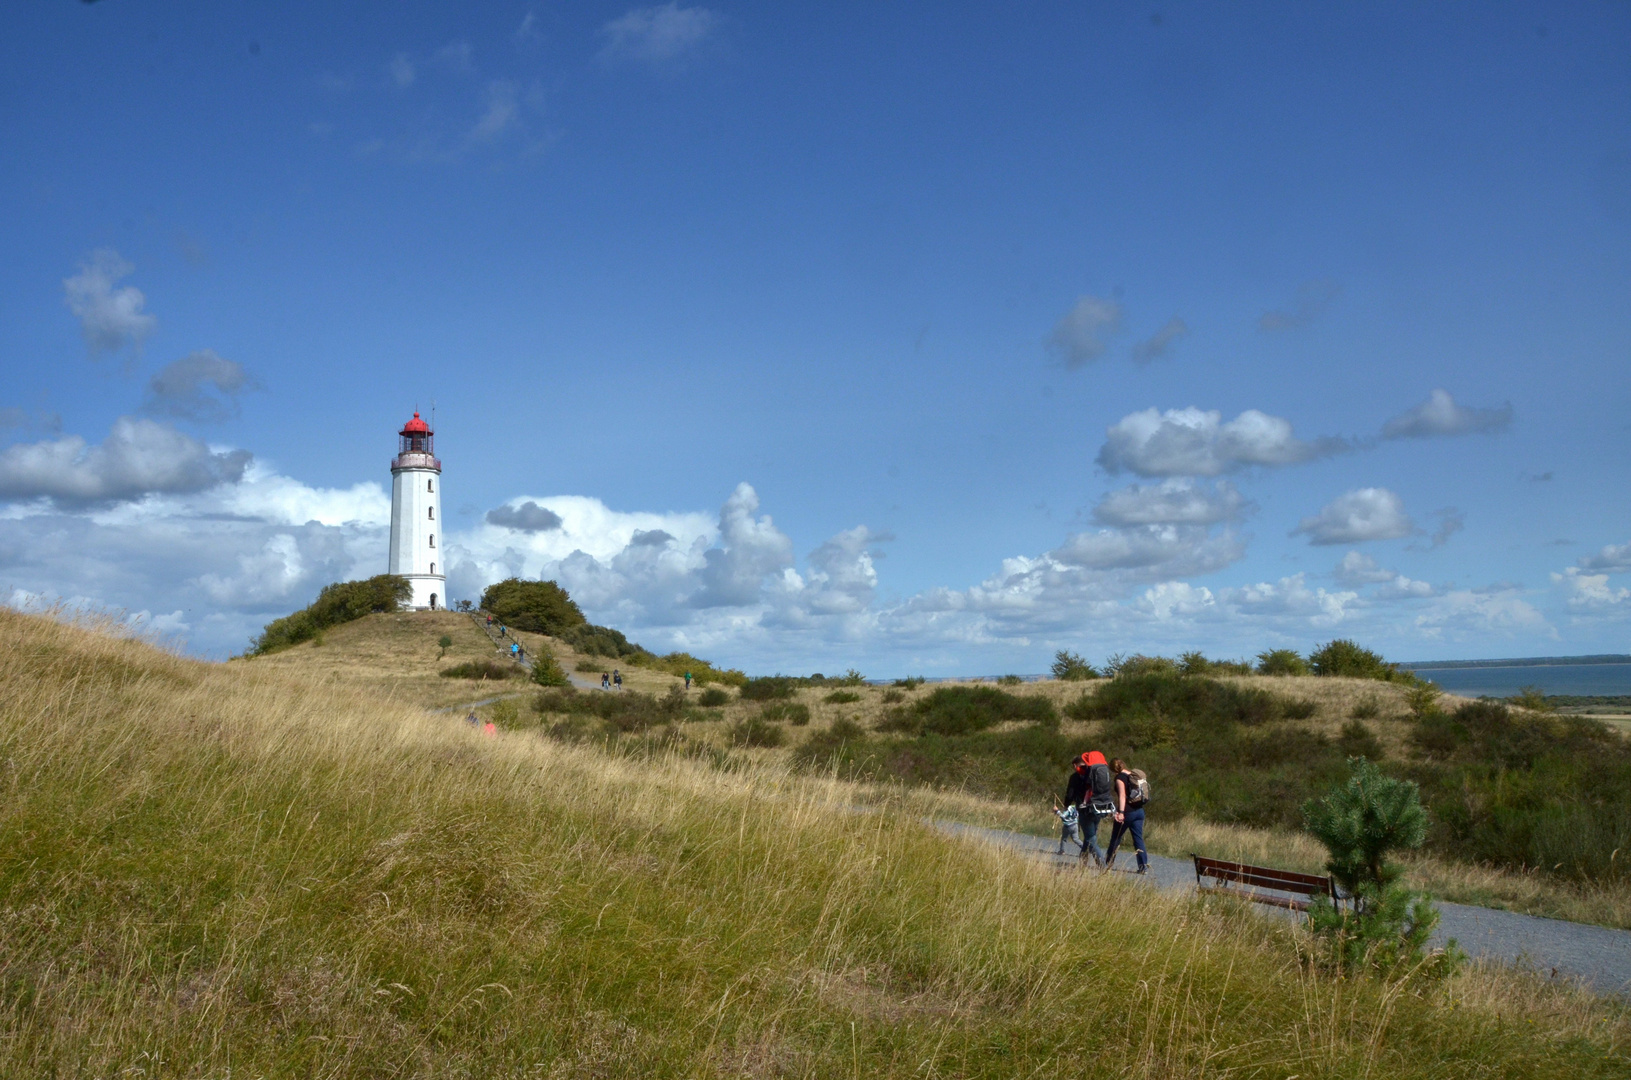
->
[1129,769,1151,806]
[1087,762,1114,810]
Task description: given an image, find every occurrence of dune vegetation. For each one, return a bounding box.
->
[3,607,1629,1075]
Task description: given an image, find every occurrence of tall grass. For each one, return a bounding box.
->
[1,608,1627,1076]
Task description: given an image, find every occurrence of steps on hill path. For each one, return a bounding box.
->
[468,611,600,691]
[937,821,1631,999]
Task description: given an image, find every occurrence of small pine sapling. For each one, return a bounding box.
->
[1301,757,1460,979]
[438,634,453,659]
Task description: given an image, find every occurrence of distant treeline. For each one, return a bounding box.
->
[1404,655,1631,669]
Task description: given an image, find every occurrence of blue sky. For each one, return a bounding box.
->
[2,2,1629,673]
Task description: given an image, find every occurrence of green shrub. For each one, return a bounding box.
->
[575,658,604,673]
[1069,671,1284,728]
[760,702,811,726]
[1308,639,1398,681]
[437,634,453,659]
[440,660,525,681]
[490,699,523,731]
[739,676,798,701]
[1281,699,1317,720]
[532,685,685,733]
[997,674,1023,686]
[1336,720,1384,760]
[1350,696,1380,720]
[1507,685,1554,713]
[1404,682,1441,720]
[891,677,925,689]
[250,574,412,655]
[559,622,644,660]
[791,717,868,771]
[823,690,861,704]
[1050,650,1098,681]
[479,578,586,636]
[1180,651,1251,676]
[1107,654,1179,678]
[531,652,571,688]
[698,687,731,707]
[877,685,1056,737]
[727,715,785,748]
[880,689,904,704]
[1255,648,1310,676]
[1302,758,1454,979]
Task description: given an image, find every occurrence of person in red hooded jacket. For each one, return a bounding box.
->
[1064,751,1115,866]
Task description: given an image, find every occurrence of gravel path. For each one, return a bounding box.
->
[937,821,1631,998]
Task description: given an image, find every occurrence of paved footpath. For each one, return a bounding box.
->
[937,821,1631,999]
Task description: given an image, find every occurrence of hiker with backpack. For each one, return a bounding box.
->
[1105,757,1150,874]
[1069,751,1115,867]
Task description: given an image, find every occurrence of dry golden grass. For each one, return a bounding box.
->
[4,605,1629,1077]
[249,624,1630,932]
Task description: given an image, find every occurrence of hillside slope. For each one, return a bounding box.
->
[1,609,1626,1076]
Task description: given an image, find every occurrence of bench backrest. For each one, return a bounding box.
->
[1193,855,1335,900]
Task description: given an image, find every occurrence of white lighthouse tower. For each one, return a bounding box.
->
[388,410,446,610]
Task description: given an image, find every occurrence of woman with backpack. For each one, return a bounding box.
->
[1105,758,1149,874]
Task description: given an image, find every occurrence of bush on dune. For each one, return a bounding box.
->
[440,659,524,680]
[877,685,1057,737]
[250,574,412,655]
[480,577,586,636]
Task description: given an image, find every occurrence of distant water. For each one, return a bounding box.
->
[1400,663,1631,698]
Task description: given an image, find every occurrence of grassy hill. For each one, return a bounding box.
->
[242,613,1631,929]
[3,608,1628,1075]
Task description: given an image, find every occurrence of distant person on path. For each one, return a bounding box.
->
[483,719,496,737]
[613,669,622,690]
[601,672,610,690]
[465,711,479,727]
[1105,758,1148,874]
[510,642,520,660]
[684,671,692,690]
[1078,751,1115,868]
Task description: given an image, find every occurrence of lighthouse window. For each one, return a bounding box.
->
[427,479,434,493]
[430,563,436,575]
[428,506,434,520]
[429,534,435,548]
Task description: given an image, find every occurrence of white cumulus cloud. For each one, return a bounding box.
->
[601,3,719,62]
[1578,541,1631,574]
[1047,295,1122,367]
[1552,567,1630,608]
[1092,479,1250,526]
[0,417,251,505]
[63,249,156,354]
[1293,488,1415,546]
[143,350,257,422]
[1097,406,1346,477]
[1381,389,1512,439]
[1130,316,1189,363]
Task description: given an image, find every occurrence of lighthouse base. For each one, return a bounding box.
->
[402,575,447,612]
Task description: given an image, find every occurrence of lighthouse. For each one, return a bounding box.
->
[388,410,446,610]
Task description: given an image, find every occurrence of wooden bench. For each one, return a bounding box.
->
[1192,855,1337,912]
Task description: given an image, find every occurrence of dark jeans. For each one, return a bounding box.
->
[1080,807,1110,863]
[1106,807,1146,870]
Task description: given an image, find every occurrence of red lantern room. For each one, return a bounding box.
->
[398,411,434,455]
